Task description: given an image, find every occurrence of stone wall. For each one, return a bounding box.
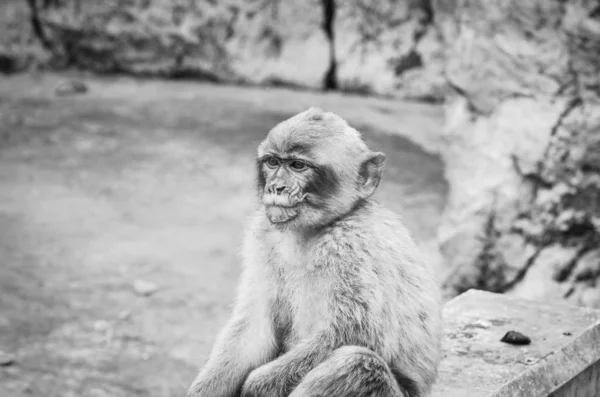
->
[433,289,600,397]
[0,0,444,100]
[432,0,600,307]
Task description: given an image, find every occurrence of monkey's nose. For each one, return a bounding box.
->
[275,186,287,195]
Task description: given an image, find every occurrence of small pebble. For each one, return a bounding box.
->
[520,356,537,365]
[472,320,492,329]
[54,79,88,96]
[500,330,531,345]
[133,280,159,297]
[118,310,132,320]
[454,347,469,355]
[0,351,16,366]
[93,320,110,332]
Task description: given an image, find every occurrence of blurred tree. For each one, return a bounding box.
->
[434,0,600,307]
[321,0,337,90]
[43,0,62,8]
[232,0,284,59]
[24,0,53,50]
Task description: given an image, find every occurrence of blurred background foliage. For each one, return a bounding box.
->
[0,0,444,100]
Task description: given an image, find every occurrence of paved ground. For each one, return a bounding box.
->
[0,73,447,397]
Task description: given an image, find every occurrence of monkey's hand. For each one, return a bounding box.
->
[241,334,330,397]
[240,361,285,397]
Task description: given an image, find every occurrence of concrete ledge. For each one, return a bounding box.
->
[432,290,600,397]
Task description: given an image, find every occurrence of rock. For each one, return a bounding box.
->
[35,3,442,97]
[118,310,132,320]
[0,350,16,366]
[505,244,577,302]
[495,233,538,283]
[228,1,328,90]
[573,249,600,282]
[93,320,111,332]
[433,289,600,396]
[579,286,600,309]
[334,2,441,96]
[434,0,600,305]
[55,79,88,97]
[132,280,159,297]
[544,244,582,282]
[472,319,492,329]
[500,330,531,346]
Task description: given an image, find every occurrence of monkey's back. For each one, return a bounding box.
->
[249,201,442,395]
[315,200,442,393]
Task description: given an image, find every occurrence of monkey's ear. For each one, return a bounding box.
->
[358,152,386,197]
[305,107,326,121]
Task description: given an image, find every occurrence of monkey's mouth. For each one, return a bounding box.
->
[262,190,306,224]
[265,205,299,223]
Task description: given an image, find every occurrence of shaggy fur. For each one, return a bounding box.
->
[188,108,442,397]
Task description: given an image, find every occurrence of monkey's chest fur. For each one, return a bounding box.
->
[266,231,331,354]
[269,275,325,355]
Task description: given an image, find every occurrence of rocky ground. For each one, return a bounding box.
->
[0,73,447,397]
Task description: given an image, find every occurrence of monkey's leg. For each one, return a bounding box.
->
[289,346,410,397]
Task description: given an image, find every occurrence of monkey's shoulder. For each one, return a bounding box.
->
[311,202,421,265]
[320,201,414,245]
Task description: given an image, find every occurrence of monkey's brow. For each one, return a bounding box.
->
[260,153,312,162]
[284,142,314,155]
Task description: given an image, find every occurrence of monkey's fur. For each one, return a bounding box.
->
[188,108,442,397]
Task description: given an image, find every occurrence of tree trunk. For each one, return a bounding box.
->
[433,0,600,307]
[25,0,53,50]
[321,0,338,90]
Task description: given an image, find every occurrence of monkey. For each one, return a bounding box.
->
[187,107,443,397]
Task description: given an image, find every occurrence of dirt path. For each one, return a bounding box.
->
[0,73,447,397]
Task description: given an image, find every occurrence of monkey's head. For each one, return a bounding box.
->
[256,107,386,230]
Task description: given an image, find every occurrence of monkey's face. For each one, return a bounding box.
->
[257,155,315,225]
[256,108,386,230]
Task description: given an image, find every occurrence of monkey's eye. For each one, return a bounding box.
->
[265,157,279,168]
[289,160,308,171]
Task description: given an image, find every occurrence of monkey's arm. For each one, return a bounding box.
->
[187,268,277,397]
[241,267,371,397]
[240,332,333,397]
